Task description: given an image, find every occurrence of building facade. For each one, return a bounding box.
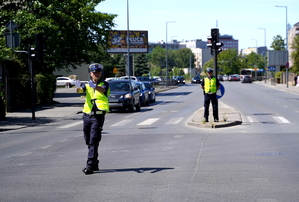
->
[219,35,239,51]
[288,22,299,68]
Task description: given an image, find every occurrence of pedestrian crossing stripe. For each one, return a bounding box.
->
[137,118,159,126]
[165,117,184,124]
[111,119,133,127]
[273,116,290,123]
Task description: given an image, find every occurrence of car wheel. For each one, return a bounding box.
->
[145,98,150,106]
[135,101,141,111]
[127,104,134,112]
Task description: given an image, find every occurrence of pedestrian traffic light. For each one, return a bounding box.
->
[35,33,46,61]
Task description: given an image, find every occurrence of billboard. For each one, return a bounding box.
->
[107,30,148,53]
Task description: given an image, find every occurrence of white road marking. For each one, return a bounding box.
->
[41,145,52,149]
[174,135,183,138]
[59,139,69,143]
[19,152,32,157]
[111,119,133,127]
[58,121,82,128]
[247,116,254,123]
[274,116,290,123]
[137,118,159,126]
[165,117,184,124]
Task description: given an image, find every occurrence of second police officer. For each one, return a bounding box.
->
[75,63,110,175]
[201,68,221,122]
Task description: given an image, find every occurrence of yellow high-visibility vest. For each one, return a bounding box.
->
[82,82,110,113]
[204,77,217,93]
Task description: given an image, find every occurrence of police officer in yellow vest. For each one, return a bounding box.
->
[75,63,110,175]
[201,68,221,122]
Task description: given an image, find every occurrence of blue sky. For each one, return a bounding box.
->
[96,0,298,50]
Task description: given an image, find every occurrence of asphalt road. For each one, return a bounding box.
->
[1,82,299,202]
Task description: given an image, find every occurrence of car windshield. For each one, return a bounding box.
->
[109,82,131,91]
[143,83,151,88]
[136,83,143,90]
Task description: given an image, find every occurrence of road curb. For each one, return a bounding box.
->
[187,108,242,129]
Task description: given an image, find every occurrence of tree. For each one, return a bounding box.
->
[217,49,239,75]
[290,35,299,73]
[270,35,286,50]
[174,48,194,69]
[0,0,117,74]
[134,53,149,76]
[0,0,117,109]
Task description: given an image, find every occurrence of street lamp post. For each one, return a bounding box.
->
[258,28,267,82]
[251,39,258,80]
[275,5,288,88]
[166,21,175,86]
[126,0,131,76]
[251,38,257,53]
[258,28,266,47]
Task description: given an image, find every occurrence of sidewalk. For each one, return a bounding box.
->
[1,82,298,131]
[0,85,178,132]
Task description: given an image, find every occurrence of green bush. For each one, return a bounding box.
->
[275,71,281,78]
[35,74,56,104]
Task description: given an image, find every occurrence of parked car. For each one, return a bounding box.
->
[56,77,76,87]
[119,76,140,81]
[241,75,252,83]
[217,75,223,81]
[108,79,141,112]
[105,77,120,82]
[138,76,159,85]
[172,76,185,84]
[229,75,240,82]
[136,82,150,106]
[223,75,229,81]
[142,81,156,103]
[191,76,201,84]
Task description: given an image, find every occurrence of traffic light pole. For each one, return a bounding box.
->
[214,49,218,78]
[207,28,223,78]
[28,45,36,120]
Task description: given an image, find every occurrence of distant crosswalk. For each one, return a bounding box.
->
[56,114,291,130]
[110,117,185,127]
[244,116,290,124]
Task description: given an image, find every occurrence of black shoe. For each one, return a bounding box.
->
[93,163,99,171]
[82,167,93,175]
[214,119,219,122]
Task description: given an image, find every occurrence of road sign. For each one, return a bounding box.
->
[5,20,18,32]
[216,84,225,99]
[113,67,118,74]
[267,66,276,71]
[5,33,19,47]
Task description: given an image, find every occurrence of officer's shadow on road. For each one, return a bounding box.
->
[96,167,174,174]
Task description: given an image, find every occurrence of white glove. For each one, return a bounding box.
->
[75,80,81,88]
[88,80,96,88]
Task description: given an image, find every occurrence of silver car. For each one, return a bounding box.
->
[56,77,76,87]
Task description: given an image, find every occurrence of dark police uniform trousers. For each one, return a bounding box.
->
[204,92,219,121]
[83,112,105,169]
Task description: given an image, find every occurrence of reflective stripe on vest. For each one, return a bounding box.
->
[83,82,110,113]
[204,77,217,93]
